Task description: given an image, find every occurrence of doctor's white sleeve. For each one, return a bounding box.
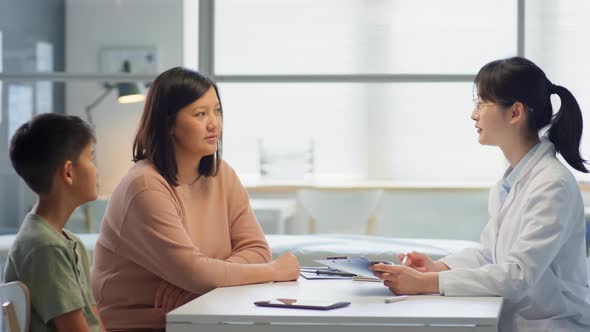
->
[438,178,577,300]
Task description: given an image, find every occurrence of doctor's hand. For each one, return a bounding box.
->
[370,263,439,295]
[270,252,300,282]
[397,251,449,273]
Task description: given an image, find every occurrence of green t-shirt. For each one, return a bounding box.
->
[4,213,101,332]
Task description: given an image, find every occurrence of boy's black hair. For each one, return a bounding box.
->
[9,113,96,194]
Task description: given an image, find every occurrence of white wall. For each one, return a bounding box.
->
[66,0,184,195]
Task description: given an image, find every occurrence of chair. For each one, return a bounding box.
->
[297,189,383,234]
[0,281,30,332]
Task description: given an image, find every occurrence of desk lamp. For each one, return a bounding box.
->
[82,60,146,232]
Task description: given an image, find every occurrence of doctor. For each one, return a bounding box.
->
[371,57,590,332]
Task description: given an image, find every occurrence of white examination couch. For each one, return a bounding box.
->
[267,234,477,265]
[0,233,477,274]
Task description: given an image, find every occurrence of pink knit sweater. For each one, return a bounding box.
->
[91,160,271,330]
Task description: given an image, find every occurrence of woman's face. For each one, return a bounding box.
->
[172,86,222,159]
[471,98,512,146]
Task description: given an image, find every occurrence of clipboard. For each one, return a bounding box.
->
[315,257,394,279]
[300,271,352,280]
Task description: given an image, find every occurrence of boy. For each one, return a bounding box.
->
[5,113,104,332]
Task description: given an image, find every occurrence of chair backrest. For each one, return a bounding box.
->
[0,281,30,332]
[297,189,383,234]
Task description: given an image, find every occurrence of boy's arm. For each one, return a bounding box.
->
[53,309,91,332]
[92,305,106,332]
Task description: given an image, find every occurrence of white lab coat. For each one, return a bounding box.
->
[439,138,590,332]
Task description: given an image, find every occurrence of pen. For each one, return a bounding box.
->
[352,276,381,282]
[401,254,408,265]
[312,270,356,276]
[300,268,356,276]
[319,270,355,276]
[384,295,409,304]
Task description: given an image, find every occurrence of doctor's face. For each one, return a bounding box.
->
[471,98,512,146]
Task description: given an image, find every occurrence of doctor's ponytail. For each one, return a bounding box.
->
[475,57,588,173]
[548,84,588,173]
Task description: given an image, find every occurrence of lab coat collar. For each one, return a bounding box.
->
[489,137,556,262]
[495,137,555,212]
[501,140,543,192]
[508,137,554,188]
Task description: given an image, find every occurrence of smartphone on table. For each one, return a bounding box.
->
[254,298,350,310]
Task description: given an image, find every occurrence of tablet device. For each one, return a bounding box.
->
[315,257,394,279]
[254,298,351,310]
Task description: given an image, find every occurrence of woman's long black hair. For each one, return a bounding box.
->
[475,56,587,173]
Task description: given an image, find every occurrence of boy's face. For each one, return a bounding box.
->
[70,143,98,204]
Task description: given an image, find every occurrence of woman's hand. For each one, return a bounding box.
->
[270,252,300,282]
[370,263,439,295]
[398,251,449,273]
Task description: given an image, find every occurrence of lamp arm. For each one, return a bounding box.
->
[85,84,114,128]
[82,84,115,232]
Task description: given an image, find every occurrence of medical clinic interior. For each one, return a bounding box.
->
[0,1,590,332]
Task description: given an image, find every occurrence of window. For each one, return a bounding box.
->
[214,0,516,182]
[216,0,516,75]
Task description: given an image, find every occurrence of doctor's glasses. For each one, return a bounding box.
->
[472,98,498,113]
[472,99,534,114]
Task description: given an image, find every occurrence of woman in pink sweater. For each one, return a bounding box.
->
[91,67,300,331]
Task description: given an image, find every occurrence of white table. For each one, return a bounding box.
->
[167,278,503,332]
